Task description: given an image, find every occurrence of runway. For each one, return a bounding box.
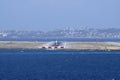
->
[0,41,120,50]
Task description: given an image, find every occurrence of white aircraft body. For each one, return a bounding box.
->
[40,41,66,50]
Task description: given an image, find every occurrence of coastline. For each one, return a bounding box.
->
[0,41,120,50]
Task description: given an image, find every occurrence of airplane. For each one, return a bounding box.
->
[40,41,66,50]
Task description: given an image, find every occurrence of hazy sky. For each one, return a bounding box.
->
[0,0,120,31]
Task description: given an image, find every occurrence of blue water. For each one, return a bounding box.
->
[0,49,120,80]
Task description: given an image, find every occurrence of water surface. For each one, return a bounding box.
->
[0,49,120,80]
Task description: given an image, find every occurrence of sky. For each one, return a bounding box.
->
[0,0,120,31]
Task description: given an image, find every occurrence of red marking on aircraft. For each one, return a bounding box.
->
[42,46,45,48]
[48,46,52,48]
[54,46,58,48]
[61,46,64,48]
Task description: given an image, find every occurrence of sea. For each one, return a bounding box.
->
[0,38,120,80]
[0,49,120,80]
